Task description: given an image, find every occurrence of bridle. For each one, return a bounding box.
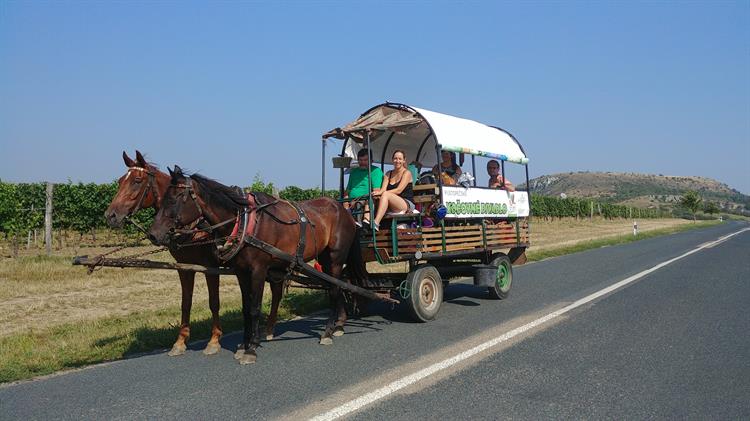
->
[122,166,159,234]
[166,178,212,238]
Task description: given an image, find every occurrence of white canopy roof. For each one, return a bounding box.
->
[323,103,528,168]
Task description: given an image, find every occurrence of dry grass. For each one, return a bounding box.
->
[0,247,243,338]
[529,217,692,251]
[0,218,697,339]
[0,217,717,383]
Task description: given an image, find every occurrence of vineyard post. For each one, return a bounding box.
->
[45,182,53,256]
[590,201,593,219]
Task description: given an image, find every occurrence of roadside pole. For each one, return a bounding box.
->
[45,182,53,256]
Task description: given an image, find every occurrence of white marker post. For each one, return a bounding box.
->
[633,220,638,236]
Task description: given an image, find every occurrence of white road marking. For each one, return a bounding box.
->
[310,227,750,421]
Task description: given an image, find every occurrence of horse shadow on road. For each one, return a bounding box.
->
[95,282,495,358]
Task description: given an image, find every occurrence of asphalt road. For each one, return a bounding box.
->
[1,221,748,420]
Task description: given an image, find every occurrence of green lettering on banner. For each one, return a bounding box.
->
[447,201,509,216]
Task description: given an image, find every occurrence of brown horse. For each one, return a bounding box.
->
[104,151,285,356]
[148,166,367,364]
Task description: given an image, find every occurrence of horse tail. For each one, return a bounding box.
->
[345,229,369,287]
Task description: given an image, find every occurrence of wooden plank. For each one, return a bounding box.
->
[413,184,438,192]
[422,226,485,233]
[413,195,436,204]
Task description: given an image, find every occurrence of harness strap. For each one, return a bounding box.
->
[287,201,309,265]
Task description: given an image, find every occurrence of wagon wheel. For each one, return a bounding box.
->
[404,265,443,322]
[488,254,512,300]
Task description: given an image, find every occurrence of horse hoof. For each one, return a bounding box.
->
[332,326,345,337]
[265,334,275,341]
[168,344,186,356]
[319,336,333,346]
[238,352,257,365]
[202,342,220,356]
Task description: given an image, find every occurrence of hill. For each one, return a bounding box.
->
[527,172,750,215]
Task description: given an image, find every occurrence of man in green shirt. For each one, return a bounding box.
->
[345,148,383,208]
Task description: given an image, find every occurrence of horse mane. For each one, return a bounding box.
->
[189,173,249,210]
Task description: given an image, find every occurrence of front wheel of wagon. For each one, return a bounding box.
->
[404,265,443,322]
[488,254,513,300]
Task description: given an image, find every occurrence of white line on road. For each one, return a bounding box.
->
[310,227,750,421]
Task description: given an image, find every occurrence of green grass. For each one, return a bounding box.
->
[0,289,326,384]
[526,220,722,262]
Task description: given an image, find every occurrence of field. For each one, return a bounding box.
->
[0,218,718,383]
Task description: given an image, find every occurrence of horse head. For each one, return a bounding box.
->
[147,166,195,246]
[105,150,167,228]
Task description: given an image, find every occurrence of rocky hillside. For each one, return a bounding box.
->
[527,172,749,214]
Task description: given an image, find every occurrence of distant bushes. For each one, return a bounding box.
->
[530,194,666,220]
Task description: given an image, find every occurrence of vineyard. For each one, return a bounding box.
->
[0,179,669,256]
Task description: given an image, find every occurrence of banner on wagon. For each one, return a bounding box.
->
[441,186,529,218]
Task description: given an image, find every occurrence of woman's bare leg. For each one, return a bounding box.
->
[374,191,408,225]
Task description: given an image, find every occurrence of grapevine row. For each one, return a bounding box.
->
[0,180,668,237]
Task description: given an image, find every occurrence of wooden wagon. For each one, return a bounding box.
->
[322,102,531,321]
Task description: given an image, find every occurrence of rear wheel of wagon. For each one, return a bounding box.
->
[404,265,443,322]
[488,254,512,300]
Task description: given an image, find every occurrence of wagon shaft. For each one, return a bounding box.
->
[72,256,234,275]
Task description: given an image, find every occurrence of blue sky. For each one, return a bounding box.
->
[1,1,749,194]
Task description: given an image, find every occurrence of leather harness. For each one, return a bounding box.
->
[172,180,315,271]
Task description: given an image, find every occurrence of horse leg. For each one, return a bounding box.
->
[238,267,267,365]
[169,270,195,356]
[319,285,339,346]
[329,262,348,337]
[234,270,253,361]
[265,280,283,341]
[317,255,337,345]
[202,273,222,355]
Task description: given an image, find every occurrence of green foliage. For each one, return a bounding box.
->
[703,201,719,215]
[680,190,702,220]
[530,194,664,219]
[0,183,45,235]
[54,182,118,234]
[248,173,276,195]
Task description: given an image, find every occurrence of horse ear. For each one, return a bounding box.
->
[167,166,175,178]
[173,165,183,175]
[123,151,136,168]
[135,150,147,167]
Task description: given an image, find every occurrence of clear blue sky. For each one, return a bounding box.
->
[2,1,749,193]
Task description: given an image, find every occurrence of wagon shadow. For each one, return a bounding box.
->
[443,283,488,305]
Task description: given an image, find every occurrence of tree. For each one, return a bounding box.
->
[703,201,719,217]
[680,190,702,221]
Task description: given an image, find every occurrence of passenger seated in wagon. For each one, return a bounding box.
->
[432,150,462,185]
[364,149,415,232]
[344,148,383,212]
[487,159,515,191]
